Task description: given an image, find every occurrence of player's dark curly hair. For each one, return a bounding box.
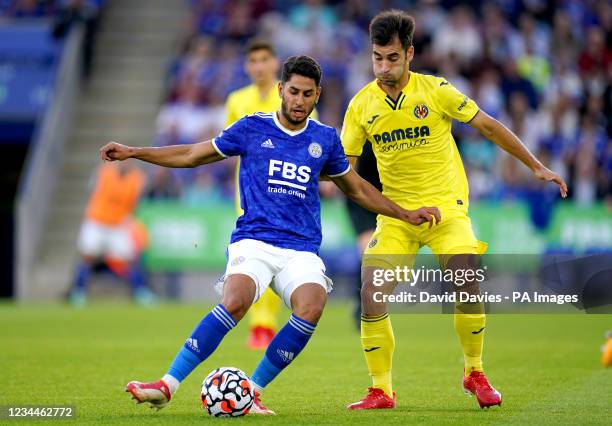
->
[369,9,415,51]
[281,55,322,87]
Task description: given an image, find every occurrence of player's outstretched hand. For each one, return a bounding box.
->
[402,207,441,228]
[534,165,568,198]
[100,141,133,162]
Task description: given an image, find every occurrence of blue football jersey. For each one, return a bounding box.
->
[212,112,350,253]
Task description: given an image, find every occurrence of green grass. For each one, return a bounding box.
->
[1,302,610,424]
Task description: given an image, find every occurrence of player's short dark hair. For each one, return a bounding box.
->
[369,9,415,51]
[246,39,276,56]
[281,55,322,87]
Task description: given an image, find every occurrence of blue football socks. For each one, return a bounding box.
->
[73,263,91,291]
[167,304,237,382]
[251,314,316,391]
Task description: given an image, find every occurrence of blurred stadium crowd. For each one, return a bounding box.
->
[3,0,610,210]
[150,0,611,215]
[1,0,103,16]
[1,0,609,301]
[1,0,105,77]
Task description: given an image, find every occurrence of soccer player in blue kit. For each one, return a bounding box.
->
[100,56,441,415]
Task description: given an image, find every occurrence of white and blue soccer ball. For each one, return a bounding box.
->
[201,367,254,417]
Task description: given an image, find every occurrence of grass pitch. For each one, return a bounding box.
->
[1,302,610,424]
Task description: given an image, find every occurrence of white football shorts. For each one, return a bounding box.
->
[215,238,333,308]
[77,219,136,261]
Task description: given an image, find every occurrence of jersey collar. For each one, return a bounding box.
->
[273,111,310,136]
[373,72,415,110]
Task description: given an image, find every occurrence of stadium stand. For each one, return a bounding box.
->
[137,1,610,283]
[0,1,97,298]
[9,0,188,299]
[153,1,610,208]
[7,0,611,300]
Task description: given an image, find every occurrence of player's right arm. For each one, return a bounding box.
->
[101,117,248,167]
[99,140,224,167]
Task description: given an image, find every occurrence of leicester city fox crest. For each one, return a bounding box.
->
[308,142,322,158]
[231,256,245,266]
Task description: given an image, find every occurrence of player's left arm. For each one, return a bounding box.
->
[331,168,441,228]
[468,110,568,198]
[320,156,357,181]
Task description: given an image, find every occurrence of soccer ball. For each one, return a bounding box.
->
[201,367,254,417]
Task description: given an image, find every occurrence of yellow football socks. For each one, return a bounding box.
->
[454,303,485,374]
[248,288,281,330]
[361,313,395,396]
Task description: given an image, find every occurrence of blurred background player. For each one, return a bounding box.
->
[343,10,568,411]
[68,160,155,306]
[224,40,283,350]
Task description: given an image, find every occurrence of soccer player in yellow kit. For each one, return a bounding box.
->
[343,10,568,410]
[225,40,282,350]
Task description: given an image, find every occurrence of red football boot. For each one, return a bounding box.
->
[126,379,172,410]
[250,391,275,415]
[247,326,275,350]
[347,387,396,410]
[462,371,502,408]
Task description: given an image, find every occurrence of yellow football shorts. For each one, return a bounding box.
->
[363,212,487,270]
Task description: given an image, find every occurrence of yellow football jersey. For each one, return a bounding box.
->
[225,83,280,127]
[341,72,479,215]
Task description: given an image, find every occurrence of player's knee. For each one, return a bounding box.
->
[293,300,325,324]
[291,285,327,324]
[360,281,389,316]
[360,280,376,300]
[446,253,479,272]
[220,293,251,322]
[447,254,481,291]
[221,274,257,321]
[360,281,380,305]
